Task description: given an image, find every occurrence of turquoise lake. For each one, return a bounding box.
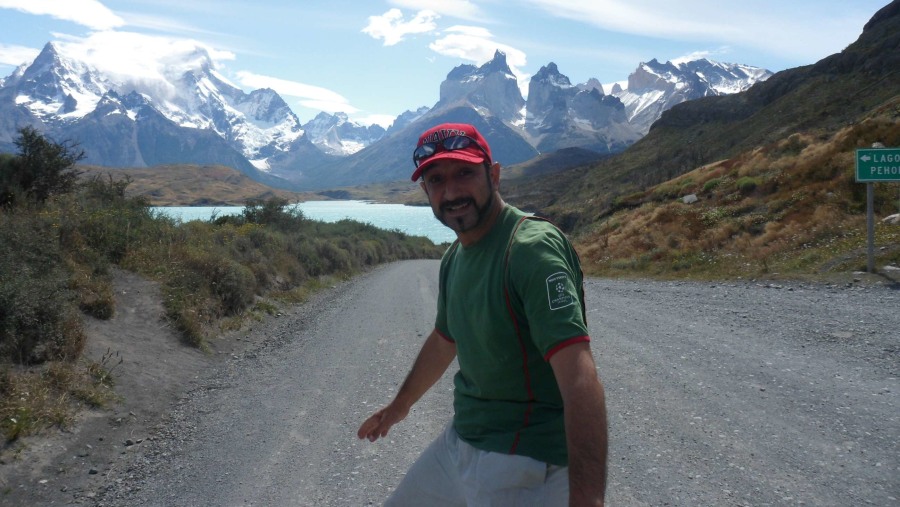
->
[152,200,456,245]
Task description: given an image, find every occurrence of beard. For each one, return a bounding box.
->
[435,190,494,233]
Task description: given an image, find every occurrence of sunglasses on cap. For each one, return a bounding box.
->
[412,135,491,169]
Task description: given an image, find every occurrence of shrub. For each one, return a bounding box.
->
[0,127,84,207]
[736,176,761,194]
[702,178,722,193]
[241,197,305,232]
[0,209,86,364]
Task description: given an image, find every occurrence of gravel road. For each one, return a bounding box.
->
[94,260,898,506]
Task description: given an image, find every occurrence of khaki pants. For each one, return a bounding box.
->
[385,424,569,507]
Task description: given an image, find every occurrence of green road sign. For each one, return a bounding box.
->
[856,148,900,182]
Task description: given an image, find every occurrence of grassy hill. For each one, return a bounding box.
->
[77,164,314,206]
[573,105,900,279]
[77,163,434,207]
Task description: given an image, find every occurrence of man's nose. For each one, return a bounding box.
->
[442,174,465,200]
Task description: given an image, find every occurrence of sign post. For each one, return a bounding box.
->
[855,147,900,273]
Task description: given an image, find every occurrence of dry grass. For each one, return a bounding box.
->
[575,115,900,280]
[76,165,317,206]
[0,354,120,443]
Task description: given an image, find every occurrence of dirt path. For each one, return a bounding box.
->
[0,267,325,506]
[2,261,898,506]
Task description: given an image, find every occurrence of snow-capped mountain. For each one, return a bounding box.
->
[613,58,773,133]
[0,42,306,174]
[301,112,386,156]
[525,62,641,153]
[0,42,771,190]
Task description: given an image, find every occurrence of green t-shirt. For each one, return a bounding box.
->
[435,205,589,466]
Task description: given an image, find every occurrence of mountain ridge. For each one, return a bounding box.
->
[503,0,900,237]
[0,43,770,190]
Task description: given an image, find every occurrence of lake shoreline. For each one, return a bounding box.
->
[152,200,455,244]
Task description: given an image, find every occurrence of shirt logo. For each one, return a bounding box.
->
[546,272,576,310]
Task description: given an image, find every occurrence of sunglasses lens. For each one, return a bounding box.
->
[412,136,486,169]
[413,144,437,167]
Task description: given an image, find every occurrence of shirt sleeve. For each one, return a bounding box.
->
[507,219,589,358]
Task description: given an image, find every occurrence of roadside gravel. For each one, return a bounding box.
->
[16,260,898,506]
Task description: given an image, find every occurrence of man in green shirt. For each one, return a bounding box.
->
[358,122,608,506]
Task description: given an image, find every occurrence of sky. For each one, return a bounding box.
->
[0,0,890,128]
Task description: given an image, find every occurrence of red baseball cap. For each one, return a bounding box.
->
[410,123,492,181]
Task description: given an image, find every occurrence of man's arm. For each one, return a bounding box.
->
[549,341,608,507]
[357,328,457,442]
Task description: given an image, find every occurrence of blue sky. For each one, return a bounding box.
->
[0,0,889,128]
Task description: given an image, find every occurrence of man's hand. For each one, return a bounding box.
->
[357,402,410,442]
[356,329,456,443]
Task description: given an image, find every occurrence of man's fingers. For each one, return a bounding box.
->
[357,414,380,439]
[358,410,391,440]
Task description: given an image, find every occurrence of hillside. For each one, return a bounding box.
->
[78,164,316,206]
[506,1,900,228]
[500,1,900,279]
[76,164,434,207]
[574,104,900,279]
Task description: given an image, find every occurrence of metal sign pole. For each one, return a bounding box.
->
[867,182,875,273]
[856,144,900,274]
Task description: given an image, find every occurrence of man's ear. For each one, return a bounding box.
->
[490,162,501,187]
[419,180,428,195]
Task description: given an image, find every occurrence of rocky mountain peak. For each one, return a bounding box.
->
[524,61,638,153]
[437,49,524,123]
[578,78,605,95]
[532,62,573,88]
[615,57,772,133]
[13,42,111,121]
[481,49,513,76]
[301,112,385,156]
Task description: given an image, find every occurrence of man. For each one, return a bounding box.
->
[357,123,608,506]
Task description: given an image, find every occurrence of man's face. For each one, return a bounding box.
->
[420,160,495,235]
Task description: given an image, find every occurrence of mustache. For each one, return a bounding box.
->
[440,198,474,212]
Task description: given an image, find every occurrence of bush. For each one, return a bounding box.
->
[0,127,84,207]
[0,209,86,364]
[736,176,761,194]
[241,197,305,231]
[702,178,722,193]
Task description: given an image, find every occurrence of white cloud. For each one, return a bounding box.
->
[519,0,873,64]
[388,0,484,22]
[118,12,221,37]
[362,8,439,46]
[0,43,40,67]
[0,0,125,30]
[670,48,731,66]
[429,25,530,97]
[55,31,234,86]
[429,25,527,74]
[520,0,737,40]
[236,71,357,114]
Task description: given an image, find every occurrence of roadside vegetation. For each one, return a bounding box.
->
[573,112,900,280]
[0,127,443,444]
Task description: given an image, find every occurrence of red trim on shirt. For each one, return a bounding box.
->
[436,329,455,343]
[544,335,590,362]
[504,217,535,455]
